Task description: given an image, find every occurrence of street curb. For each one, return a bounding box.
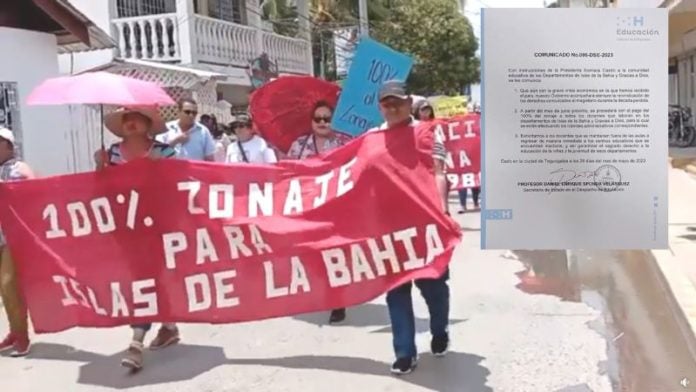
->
[648,249,696,362]
[567,249,696,362]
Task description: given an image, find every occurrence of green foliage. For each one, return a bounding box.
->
[372,0,479,95]
[261,0,299,37]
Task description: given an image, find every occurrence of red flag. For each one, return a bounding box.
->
[431,114,481,190]
[0,125,460,333]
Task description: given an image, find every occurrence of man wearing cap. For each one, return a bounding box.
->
[0,127,35,357]
[225,114,277,164]
[157,97,216,161]
[370,80,451,375]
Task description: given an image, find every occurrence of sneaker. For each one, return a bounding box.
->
[149,326,180,350]
[121,341,144,371]
[431,334,449,357]
[390,356,417,375]
[9,335,30,357]
[329,308,346,324]
[0,333,15,353]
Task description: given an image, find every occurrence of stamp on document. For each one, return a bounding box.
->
[593,164,622,192]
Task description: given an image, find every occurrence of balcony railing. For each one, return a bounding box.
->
[111,14,311,74]
[193,15,257,67]
[112,13,181,61]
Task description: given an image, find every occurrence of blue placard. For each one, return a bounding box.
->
[331,37,413,136]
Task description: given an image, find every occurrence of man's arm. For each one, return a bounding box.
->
[17,162,36,180]
[432,135,449,214]
[434,159,448,214]
[202,127,216,162]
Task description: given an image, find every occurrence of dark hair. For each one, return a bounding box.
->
[312,100,334,117]
[419,107,435,120]
[199,114,213,123]
[415,101,435,120]
[178,97,198,109]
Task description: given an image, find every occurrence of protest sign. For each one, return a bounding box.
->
[431,114,481,190]
[432,96,468,118]
[332,37,413,136]
[0,125,460,333]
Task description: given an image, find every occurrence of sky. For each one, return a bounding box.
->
[464,0,547,56]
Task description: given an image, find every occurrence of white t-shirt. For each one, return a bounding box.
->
[214,135,231,163]
[226,135,277,164]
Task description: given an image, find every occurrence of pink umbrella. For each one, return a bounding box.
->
[27,72,175,147]
[27,71,174,106]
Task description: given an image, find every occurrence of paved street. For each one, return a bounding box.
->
[671,147,696,160]
[2,205,696,392]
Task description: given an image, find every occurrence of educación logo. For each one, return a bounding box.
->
[615,16,659,37]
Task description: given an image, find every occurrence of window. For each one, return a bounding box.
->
[116,0,176,18]
[208,0,245,24]
[0,82,22,159]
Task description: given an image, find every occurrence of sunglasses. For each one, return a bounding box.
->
[313,116,332,124]
[182,110,198,116]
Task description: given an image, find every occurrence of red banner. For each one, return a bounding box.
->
[0,125,461,333]
[432,114,481,190]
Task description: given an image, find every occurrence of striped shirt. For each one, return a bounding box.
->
[0,158,26,246]
[107,141,176,165]
[287,132,353,160]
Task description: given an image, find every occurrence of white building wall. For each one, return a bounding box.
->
[58,0,116,75]
[0,28,72,176]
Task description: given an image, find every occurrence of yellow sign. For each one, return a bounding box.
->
[431,96,468,118]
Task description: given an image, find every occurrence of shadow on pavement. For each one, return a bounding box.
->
[26,343,490,391]
[292,303,467,333]
[27,342,227,390]
[229,352,492,392]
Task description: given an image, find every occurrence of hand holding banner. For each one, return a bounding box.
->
[0,125,460,333]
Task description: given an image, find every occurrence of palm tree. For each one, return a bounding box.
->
[261,0,391,78]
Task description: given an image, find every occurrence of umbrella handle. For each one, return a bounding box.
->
[100,105,105,149]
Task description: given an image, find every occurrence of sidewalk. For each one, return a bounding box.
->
[650,160,696,361]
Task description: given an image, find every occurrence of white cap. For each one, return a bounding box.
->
[0,127,15,144]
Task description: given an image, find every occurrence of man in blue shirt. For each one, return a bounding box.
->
[158,98,216,161]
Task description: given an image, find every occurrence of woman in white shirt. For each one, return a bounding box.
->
[225,114,277,164]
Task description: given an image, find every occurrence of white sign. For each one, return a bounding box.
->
[481,9,667,249]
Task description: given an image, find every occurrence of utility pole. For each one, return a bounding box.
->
[358,0,369,36]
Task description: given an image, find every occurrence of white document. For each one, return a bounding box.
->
[481,9,667,250]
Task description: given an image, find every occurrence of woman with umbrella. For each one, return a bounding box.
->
[286,101,352,160]
[94,106,180,371]
[250,77,351,323]
[285,100,352,324]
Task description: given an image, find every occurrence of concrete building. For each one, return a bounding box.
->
[0,0,113,175]
[662,0,696,113]
[60,0,314,107]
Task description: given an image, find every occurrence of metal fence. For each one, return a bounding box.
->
[116,0,176,18]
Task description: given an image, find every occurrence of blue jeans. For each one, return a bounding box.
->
[386,269,450,359]
[458,187,480,207]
